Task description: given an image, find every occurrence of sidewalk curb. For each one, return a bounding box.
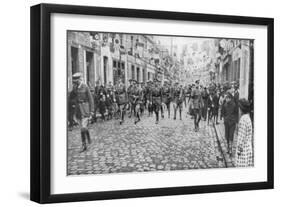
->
[213,123,235,167]
[212,122,228,168]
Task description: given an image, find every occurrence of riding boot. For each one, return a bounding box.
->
[227,141,230,154]
[121,109,125,122]
[119,110,123,124]
[229,141,233,156]
[167,105,170,118]
[86,130,91,144]
[155,112,159,124]
[80,131,87,152]
[179,110,182,120]
[135,112,140,124]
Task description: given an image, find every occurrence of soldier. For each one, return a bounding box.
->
[201,87,209,121]
[127,79,135,118]
[183,85,189,108]
[91,80,101,123]
[145,81,153,117]
[150,78,162,124]
[131,81,142,124]
[98,85,107,121]
[70,72,94,152]
[139,82,146,115]
[105,85,115,120]
[68,89,78,130]
[172,82,184,120]
[129,80,138,119]
[115,78,128,124]
[161,81,172,118]
[187,84,194,118]
[191,80,203,132]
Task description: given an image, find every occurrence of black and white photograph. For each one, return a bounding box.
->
[67,31,254,176]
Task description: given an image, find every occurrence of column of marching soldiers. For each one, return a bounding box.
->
[68,72,240,152]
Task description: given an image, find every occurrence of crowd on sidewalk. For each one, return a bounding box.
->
[185,80,253,168]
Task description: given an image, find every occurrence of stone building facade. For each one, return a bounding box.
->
[215,39,254,100]
[67,31,165,91]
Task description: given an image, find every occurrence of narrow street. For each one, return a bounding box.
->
[67,104,226,175]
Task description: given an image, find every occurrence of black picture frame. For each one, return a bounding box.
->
[30,3,274,204]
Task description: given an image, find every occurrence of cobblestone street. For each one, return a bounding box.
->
[67,105,226,175]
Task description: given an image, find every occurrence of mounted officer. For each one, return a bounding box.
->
[70,72,94,152]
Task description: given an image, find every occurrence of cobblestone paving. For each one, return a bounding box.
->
[67,105,225,175]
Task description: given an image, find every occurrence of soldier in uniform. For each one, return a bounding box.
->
[127,79,135,118]
[172,82,184,120]
[183,85,189,108]
[91,80,101,123]
[139,82,146,115]
[131,81,142,124]
[150,78,162,124]
[161,81,172,118]
[145,81,153,117]
[191,80,203,132]
[97,84,107,121]
[115,78,128,124]
[105,85,115,120]
[70,72,94,152]
[129,80,138,119]
[201,87,209,121]
[68,89,78,130]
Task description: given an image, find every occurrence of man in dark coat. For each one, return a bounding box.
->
[105,86,114,120]
[201,87,209,121]
[213,90,220,124]
[68,90,78,130]
[70,72,94,152]
[91,80,101,123]
[222,92,238,155]
[97,85,107,121]
[207,92,214,125]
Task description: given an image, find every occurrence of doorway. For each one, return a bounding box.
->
[86,51,94,86]
[103,56,108,86]
[71,47,79,75]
